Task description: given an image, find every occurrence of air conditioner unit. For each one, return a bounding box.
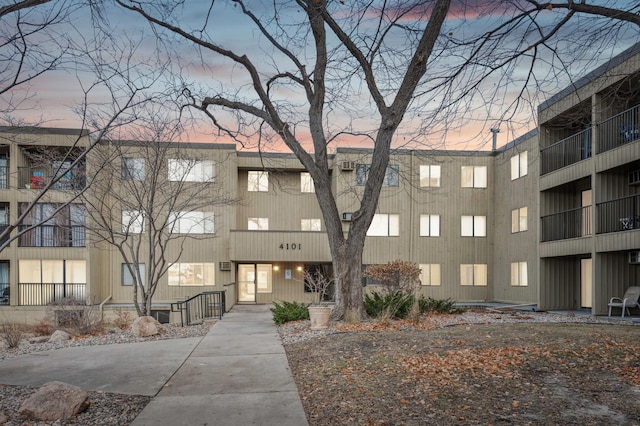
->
[340,161,355,171]
[342,212,353,221]
[629,169,640,185]
[219,261,231,271]
[629,251,640,265]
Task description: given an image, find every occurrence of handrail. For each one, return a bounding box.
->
[171,290,226,326]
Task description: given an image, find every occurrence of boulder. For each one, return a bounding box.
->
[29,335,50,344]
[48,330,71,343]
[18,381,89,421]
[131,316,163,337]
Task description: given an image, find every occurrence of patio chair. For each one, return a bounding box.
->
[608,286,640,318]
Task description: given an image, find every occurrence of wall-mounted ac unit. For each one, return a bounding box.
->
[629,169,640,185]
[341,161,355,171]
[342,212,353,221]
[219,261,231,271]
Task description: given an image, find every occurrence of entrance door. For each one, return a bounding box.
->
[580,258,592,308]
[238,264,256,302]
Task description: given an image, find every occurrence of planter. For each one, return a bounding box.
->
[308,306,331,330]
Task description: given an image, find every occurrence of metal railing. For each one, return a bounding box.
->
[18,283,86,306]
[171,291,226,326]
[541,205,592,242]
[540,128,592,175]
[18,225,85,247]
[0,282,8,305]
[597,194,640,234]
[0,166,7,189]
[18,167,86,190]
[598,104,640,153]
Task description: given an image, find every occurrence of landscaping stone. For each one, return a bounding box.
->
[18,381,89,421]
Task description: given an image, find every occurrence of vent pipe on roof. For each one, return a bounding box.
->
[490,128,500,151]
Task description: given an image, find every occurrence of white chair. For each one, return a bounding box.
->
[608,286,640,318]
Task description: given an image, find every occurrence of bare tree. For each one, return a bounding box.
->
[81,121,236,317]
[107,0,640,322]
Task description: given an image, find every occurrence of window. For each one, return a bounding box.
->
[18,259,86,305]
[419,214,440,237]
[122,157,145,180]
[301,172,315,193]
[367,214,399,236]
[168,159,214,182]
[461,166,487,188]
[419,264,441,286]
[461,215,486,237]
[122,263,145,287]
[169,211,215,234]
[122,210,144,234]
[510,151,528,180]
[511,207,528,233]
[248,217,269,230]
[510,262,528,286]
[256,264,272,293]
[460,264,487,286]
[18,203,86,247]
[356,164,400,187]
[301,218,321,231]
[420,165,441,187]
[168,263,215,286]
[248,171,268,192]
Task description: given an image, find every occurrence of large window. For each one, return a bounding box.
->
[168,263,215,286]
[356,164,400,187]
[510,151,528,180]
[122,263,145,287]
[248,217,269,230]
[169,211,215,234]
[301,172,315,193]
[511,207,528,233]
[419,214,440,237]
[122,210,144,234]
[510,262,528,287]
[419,264,441,286]
[367,214,399,236]
[461,166,487,188]
[301,218,321,231]
[168,159,214,182]
[122,157,145,181]
[460,264,487,286]
[18,259,86,305]
[18,203,86,247]
[461,215,486,237]
[248,171,269,192]
[420,165,441,187]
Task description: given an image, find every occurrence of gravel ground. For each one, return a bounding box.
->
[0,322,213,425]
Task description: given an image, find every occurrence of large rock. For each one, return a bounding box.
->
[131,316,163,337]
[18,381,89,421]
[48,330,71,343]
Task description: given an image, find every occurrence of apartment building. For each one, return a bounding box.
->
[0,43,637,324]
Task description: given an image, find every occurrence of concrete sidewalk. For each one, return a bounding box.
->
[0,304,308,426]
[131,304,308,426]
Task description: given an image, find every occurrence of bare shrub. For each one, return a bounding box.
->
[303,268,332,306]
[31,317,54,336]
[113,308,133,330]
[47,297,103,336]
[364,260,422,322]
[1,321,24,349]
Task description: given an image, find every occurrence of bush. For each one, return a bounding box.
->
[418,297,459,314]
[1,321,24,349]
[364,291,414,320]
[47,297,103,335]
[31,317,53,336]
[113,308,133,330]
[271,301,310,325]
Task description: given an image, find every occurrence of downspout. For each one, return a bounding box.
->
[99,295,112,322]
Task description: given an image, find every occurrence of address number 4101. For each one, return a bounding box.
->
[279,243,301,250]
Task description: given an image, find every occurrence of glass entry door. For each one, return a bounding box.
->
[238,264,256,302]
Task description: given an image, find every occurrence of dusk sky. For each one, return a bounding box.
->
[3,1,639,152]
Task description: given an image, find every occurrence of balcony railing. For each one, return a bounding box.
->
[597,194,640,234]
[18,283,86,306]
[598,104,640,153]
[541,205,592,242]
[18,225,86,247]
[0,282,8,305]
[541,128,592,175]
[0,166,7,189]
[18,167,86,190]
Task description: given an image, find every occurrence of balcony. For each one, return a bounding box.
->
[598,104,640,153]
[0,166,7,189]
[18,166,86,190]
[541,128,592,175]
[18,225,86,247]
[597,194,640,234]
[18,283,86,306]
[541,205,592,242]
[0,282,8,305]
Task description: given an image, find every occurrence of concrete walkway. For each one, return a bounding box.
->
[0,304,308,426]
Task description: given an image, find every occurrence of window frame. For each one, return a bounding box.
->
[301,218,322,231]
[419,165,441,187]
[461,215,486,237]
[169,211,215,234]
[511,207,528,233]
[122,263,145,287]
[300,172,315,193]
[461,166,487,188]
[419,263,441,286]
[248,217,269,230]
[122,210,144,234]
[460,264,487,286]
[168,262,216,287]
[419,214,440,237]
[356,164,400,187]
[510,261,528,286]
[247,171,269,192]
[121,157,145,181]
[510,151,528,180]
[366,213,400,237]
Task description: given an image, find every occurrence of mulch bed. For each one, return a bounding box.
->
[285,321,640,425]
